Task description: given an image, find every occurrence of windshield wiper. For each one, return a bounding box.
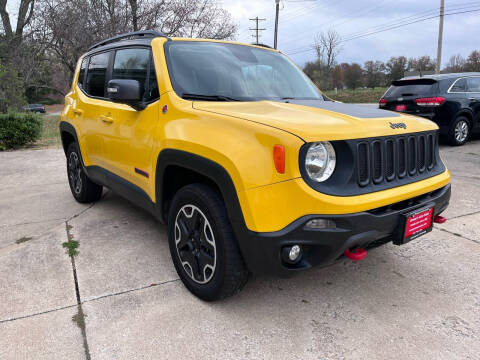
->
[181,93,240,102]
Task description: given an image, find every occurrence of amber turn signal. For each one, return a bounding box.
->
[273,145,285,174]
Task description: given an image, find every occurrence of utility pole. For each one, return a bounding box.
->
[436,0,445,74]
[274,0,280,49]
[249,17,266,44]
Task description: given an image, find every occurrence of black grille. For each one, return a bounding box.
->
[356,132,438,188]
[385,139,395,181]
[357,143,369,186]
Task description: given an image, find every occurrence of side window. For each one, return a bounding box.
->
[78,57,88,89]
[86,52,110,98]
[112,48,159,103]
[450,78,466,92]
[467,77,480,92]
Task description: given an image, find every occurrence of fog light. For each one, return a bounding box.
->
[289,245,301,261]
[305,218,336,229]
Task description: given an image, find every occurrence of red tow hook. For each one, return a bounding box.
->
[344,248,367,261]
[434,215,447,224]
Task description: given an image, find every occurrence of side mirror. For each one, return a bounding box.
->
[106,79,145,110]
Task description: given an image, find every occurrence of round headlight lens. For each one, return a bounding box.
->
[305,142,336,182]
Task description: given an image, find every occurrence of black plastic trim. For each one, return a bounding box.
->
[88,30,168,51]
[86,166,157,218]
[241,184,451,276]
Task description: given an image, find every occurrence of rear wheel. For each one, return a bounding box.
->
[448,116,470,146]
[66,142,103,203]
[167,183,248,301]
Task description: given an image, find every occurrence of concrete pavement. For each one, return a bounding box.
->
[0,139,479,360]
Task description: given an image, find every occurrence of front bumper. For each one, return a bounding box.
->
[238,184,450,276]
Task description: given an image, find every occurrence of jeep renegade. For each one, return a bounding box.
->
[60,31,451,300]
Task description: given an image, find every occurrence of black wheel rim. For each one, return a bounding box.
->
[174,205,216,284]
[68,152,82,195]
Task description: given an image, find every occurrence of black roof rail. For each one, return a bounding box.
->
[88,30,168,51]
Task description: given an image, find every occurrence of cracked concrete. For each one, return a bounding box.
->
[0,140,479,359]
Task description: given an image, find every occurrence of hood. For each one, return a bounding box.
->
[193,100,438,142]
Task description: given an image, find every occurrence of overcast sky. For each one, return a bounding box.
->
[222,0,480,67]
[6,0,480,67]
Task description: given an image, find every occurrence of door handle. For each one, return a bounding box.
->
[468,97,477,101]
[100,115,114,124]
[73,109,83,116]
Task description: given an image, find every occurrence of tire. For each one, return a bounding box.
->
[167,183,248,301]
[66,142,103,203]
[448,116,470,146]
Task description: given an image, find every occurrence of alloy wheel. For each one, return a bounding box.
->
[454,120,469,143]
[68,152,82,195]
[174,205,216,284]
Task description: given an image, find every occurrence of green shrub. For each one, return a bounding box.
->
[0,112,42,150]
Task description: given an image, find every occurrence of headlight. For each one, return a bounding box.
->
[305,142,336,182]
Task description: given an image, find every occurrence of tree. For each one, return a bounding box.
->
[343,63,363,90]
[444,54,466,73]
[385,56,408,82]
[331,65,343,89]
[306,29,341,91]
[0,62,26,112]
[364,60,385,89]
[465,50,480,72]
[408,55,435,74]
[37,0,237,77]
[0,0,35,47]
[312,29,342,69]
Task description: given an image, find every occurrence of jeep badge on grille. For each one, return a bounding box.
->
[390,122,407,129]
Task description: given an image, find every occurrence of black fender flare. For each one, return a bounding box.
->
[155,149,246,229]
[154,149,262,269]
[59,121,80,156]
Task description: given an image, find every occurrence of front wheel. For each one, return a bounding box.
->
[448,116,470,146]
[167,184,248,301]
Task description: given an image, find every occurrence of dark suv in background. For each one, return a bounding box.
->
[379,73,480,145]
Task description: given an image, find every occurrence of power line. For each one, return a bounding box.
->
[279,0,395,48]
[285,5,480,56]
[249,17,266,44]
[284,0,480,52]
[341,1,479,40]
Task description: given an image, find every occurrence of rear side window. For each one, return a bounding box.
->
[78,57,88,89]
[385,80,436,98]
[467,77,480,92]
[450,78,466,92]
[86,52,110,98]
[112,48,159,102]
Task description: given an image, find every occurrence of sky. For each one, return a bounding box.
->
[5,0,480,67]
[221,0,480,67]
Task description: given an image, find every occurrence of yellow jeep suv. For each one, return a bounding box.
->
[60,31,451,300]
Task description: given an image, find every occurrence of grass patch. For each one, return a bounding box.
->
[324,87,388,103]
[34,115,61,148]
[63,223,79,257]
[62,239,79,257]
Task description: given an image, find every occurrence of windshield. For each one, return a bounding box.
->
[164,41,323,101]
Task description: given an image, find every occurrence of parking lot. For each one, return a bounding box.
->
[0,139,479,360]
